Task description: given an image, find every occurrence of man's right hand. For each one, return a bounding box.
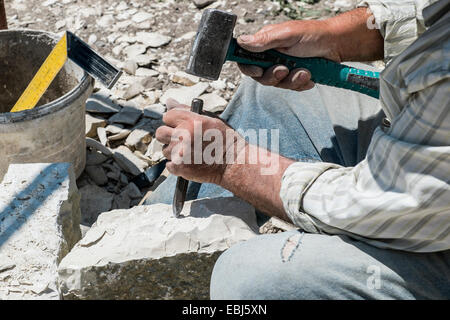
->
[237,19,338,92]
[237,8,384,92]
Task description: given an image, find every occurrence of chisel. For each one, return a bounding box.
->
[173,98,204,217]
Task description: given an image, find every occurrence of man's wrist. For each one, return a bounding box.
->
[219,140,250,190]
[325,7,384,62]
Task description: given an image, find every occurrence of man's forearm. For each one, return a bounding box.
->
[219,144,295,222]
[325,7,384,62]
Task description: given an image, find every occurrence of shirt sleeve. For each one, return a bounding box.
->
[279,14,450,252]
[358,0,437,64]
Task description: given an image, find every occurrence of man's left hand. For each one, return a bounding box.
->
[155,99,245,185]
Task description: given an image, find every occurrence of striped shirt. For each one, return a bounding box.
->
[280,0,450,252]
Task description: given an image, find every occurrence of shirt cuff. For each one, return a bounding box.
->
[358,0,419,64]
[279,162,340,233]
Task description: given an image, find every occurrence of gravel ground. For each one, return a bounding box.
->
[4,0,359,87]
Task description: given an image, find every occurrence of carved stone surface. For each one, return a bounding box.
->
[58,197,259,299]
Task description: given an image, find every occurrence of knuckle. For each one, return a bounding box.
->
[155,127,165,140]
[254,31,270,46]
[162,111,171,124]
[166,161,175,174]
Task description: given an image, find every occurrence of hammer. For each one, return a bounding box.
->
[187,9,380,99]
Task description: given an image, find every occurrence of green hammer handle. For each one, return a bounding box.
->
[226,38,380,99]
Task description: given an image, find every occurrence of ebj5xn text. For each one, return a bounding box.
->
[182,304,267,317]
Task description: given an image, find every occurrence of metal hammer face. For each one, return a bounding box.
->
[186,9,237,80]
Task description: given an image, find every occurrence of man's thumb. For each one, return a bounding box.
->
[237,31,278,53]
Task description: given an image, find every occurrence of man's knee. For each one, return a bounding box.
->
[210,232,382,300]
[210,231,325,300]
[210,240,266,300]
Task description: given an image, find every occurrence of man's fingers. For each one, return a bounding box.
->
[237,23,296,53]
[258,65,289,86]
[166,98,190,111]
[162,109,193,128]
[237,64,264,78]
[155,125,174,145]
[276,68,313,91]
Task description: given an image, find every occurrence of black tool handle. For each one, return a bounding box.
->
[172,99,204,217]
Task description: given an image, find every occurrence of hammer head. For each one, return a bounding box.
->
[186,9,237,80]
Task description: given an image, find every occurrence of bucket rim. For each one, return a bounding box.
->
[0,29,94,124]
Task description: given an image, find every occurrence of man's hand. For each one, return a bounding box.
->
[156,98,295,222]
[237,20,335,91]
[237,7,384,91]
[155,99,246,186]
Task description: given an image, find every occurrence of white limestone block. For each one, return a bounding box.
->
[0,163,82,300]
[58,197,259,299]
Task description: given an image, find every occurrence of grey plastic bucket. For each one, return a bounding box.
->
[0,30,94,180]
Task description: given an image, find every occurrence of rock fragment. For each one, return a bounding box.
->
[112,146,148,176]
[86,150,109,166]
[132,12,153,23]
[122,60,138,75]
[170,71,199,86]
[259,217,298,234]
[122,82,145,100]
[123,44,147,59]
[137,32,171,48]
[145,139,165,162]
[143,104,166,119]
[85,114,107,138]
[97,127,108,146]
[136,68,159,77]
[105,124,124,135]
[160,82,209,105]
[133,54,157,67]
[108,129,131,141]
[108,105,142,126]
[85,165,108,186]
[86,93,121,114]
[193,0,217,9]
[199,93,228,113]
[125,125,153,152]
[97,15,115,28]
[79,185,114,226]
[86,138,113,156]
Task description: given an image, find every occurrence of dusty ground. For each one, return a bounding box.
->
[4,0,359,88]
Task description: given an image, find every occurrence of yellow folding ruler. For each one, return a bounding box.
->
[10,31,122,113]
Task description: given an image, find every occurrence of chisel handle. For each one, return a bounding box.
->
[172,98,204,217]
